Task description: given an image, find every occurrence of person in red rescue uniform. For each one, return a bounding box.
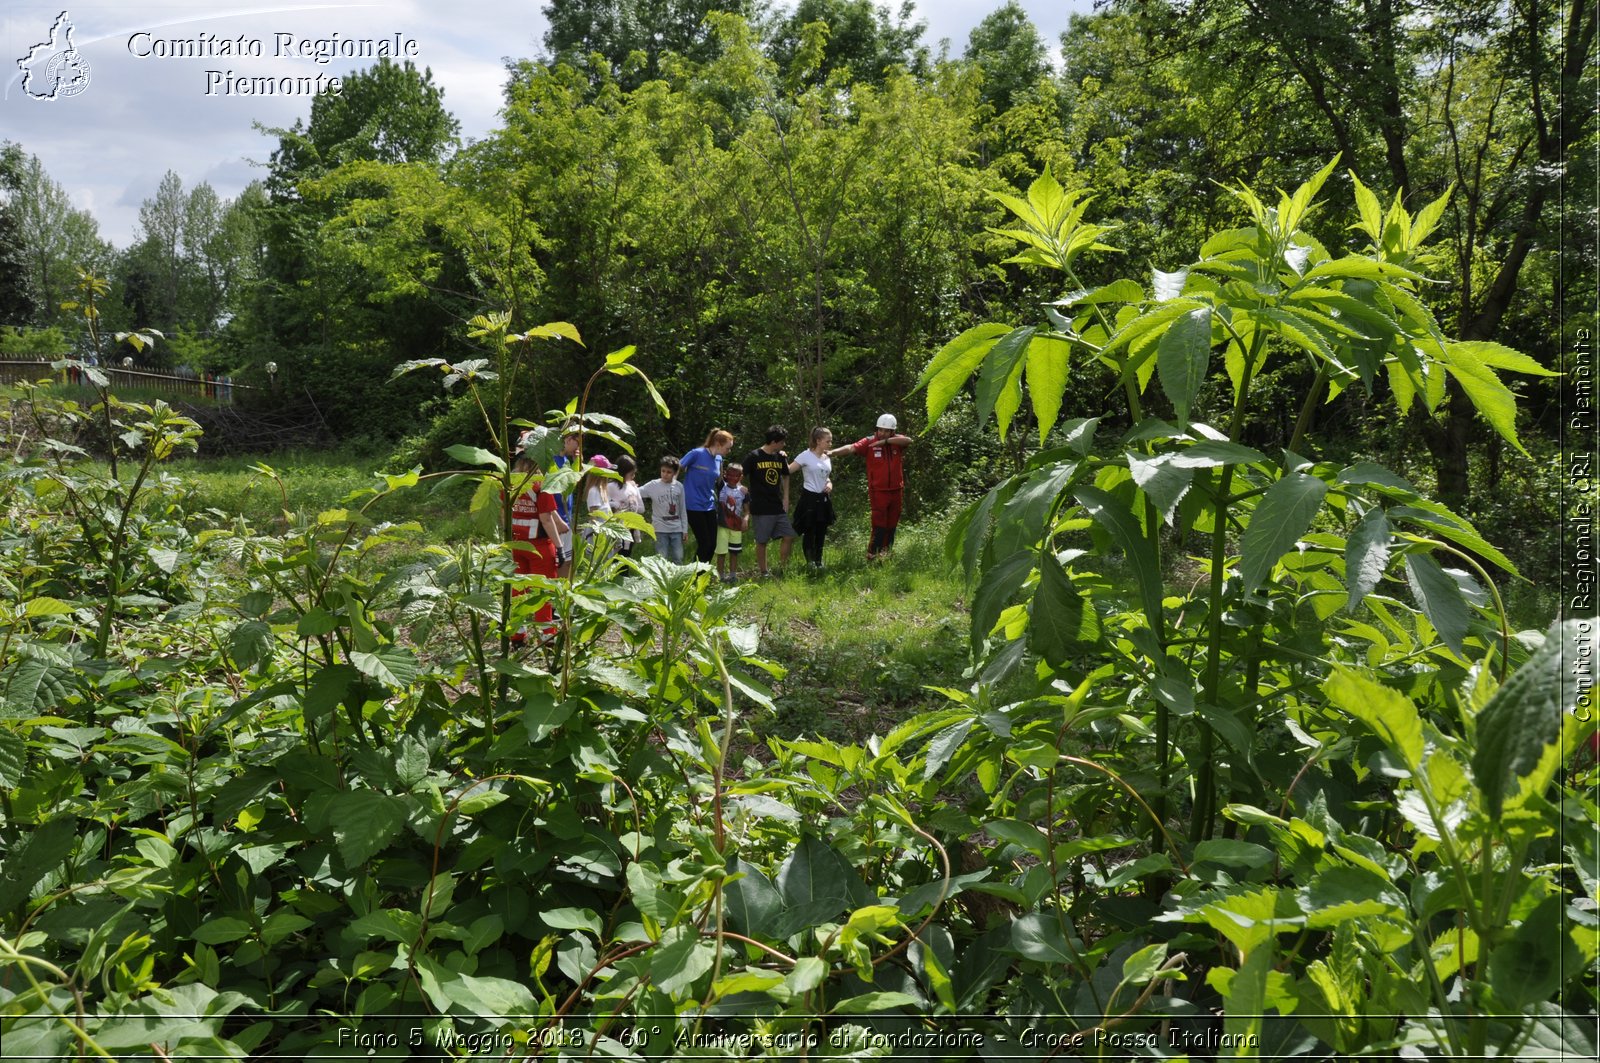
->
[829,413,913,560]
[509,447,568,634]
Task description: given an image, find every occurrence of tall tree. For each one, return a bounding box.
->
[766,0,929,87]
[266,59,459,199]
[131,171,189,332]
[965,0,1050,112]
[250,60,466,433]
[1141,0,1595,502]
[11,153,113,332]
[542,0,760,89]
[0,143,36,327]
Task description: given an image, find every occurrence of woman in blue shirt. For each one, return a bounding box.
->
[680,428,734,564]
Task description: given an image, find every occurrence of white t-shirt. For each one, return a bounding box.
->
[610,481,645,543]
[793,449,831,493]
[637,477,687,533]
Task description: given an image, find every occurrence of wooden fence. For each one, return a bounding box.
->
[0,359,262,404]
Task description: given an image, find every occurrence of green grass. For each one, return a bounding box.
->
[728,516,973,743]
[171,444,479,540]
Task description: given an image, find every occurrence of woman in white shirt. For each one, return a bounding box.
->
[789,427,837,570]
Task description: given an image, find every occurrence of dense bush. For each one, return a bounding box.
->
[0,165,1592,1062]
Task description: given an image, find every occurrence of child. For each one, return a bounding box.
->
[742,425,797,577]
[715,463,750,583]
[508,452,567,635]
[608,454,645,558]
[636,455,687,563]
[789,427,836,571]
[580,454,615,556]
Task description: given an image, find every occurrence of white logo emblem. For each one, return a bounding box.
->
[18,11,91,100]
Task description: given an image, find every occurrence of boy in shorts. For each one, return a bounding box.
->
[741,425,797,576]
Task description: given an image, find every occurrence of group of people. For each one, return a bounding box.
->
[507,416,913,615]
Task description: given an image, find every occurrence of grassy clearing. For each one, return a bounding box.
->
[173,450,978,738]
[172,445,479,540]
[728,516,973,743]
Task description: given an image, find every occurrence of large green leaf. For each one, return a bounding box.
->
[1010,913,1078,965]
[0,816,77,913]
[1024,333,1073,443]
[948,478,1017,584]
[1302,865,1407,927]
[1388,505,1519,577]
[1168,440,1267,468]
[1486,896,1583,1009]
[521,689,575,742]
[351,646,419,689]
[772,836,866,938]
[0,729,26,789]
[832,991,922,1014]
[229,620,273,671]
[921,323,1010,423]
[1324,668,1423,772]
[1344,506,1392,611]
[994,461,1079,559]
[413,956,537,1025]
[1073,486,1163,631]
[725,859,783,936]
[326,790,407,868]
[1239,473,1329,594]
[1126,452,1192,524]
[1450,340,1557,377]
[1030,552,1100,665]
[1439,343,1526,453]
[444,444,505,471]
[469,474,502,538]
[1403,552,1470,655]
[193,917,253,945]
[305,664,362,719]
[3,654,73,714]
[650,924,717,997]
[974,326,1035,437]
[971,552,1038,652]
[1054,278,1144,307]
[1156,307,1212,428]
[1473,619,1597,819]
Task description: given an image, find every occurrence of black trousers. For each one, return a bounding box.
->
[792,490,833,567]
[687,508,718,564]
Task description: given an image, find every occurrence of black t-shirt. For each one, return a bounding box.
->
[743,447,790,515]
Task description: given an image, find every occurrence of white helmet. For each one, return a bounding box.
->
[876,413,898,431]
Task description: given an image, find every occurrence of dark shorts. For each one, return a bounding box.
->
[752,512,797,544]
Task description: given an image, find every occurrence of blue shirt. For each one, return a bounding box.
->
[678,447,722,512]
[553,454,573,520]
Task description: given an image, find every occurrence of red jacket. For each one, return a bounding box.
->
[852,436,905,493]
[509,483,557,541]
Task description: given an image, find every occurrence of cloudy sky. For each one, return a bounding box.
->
[2,0,1093,247]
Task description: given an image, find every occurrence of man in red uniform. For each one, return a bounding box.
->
[839,413,912,560]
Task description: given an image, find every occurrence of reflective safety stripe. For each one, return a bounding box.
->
[512,517,538,528]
